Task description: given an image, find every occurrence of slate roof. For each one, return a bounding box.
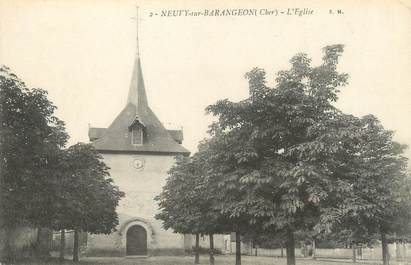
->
[89,127,106,141]
[89,56,190,155]
[167,130,184,144]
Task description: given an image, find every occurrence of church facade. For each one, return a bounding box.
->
[86,53,193,256]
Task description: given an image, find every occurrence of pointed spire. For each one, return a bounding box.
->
[127,5,148,111]
[127,57,148,110]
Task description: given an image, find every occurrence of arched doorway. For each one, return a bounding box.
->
[126,225,147,255]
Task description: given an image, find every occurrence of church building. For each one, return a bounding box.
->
[86,45,192,256]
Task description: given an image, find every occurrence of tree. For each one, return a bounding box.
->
[0,67,124,262]
[0,66,68,260]
[196,133,267,265]
[335,115,410,265]
[156,147,229,265]
[194,141,243,265]
[156,156,202,263]
[296,114,410,265]
[205,45,367,265]
[52,143,124,262]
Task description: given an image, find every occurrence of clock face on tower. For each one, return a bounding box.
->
[132,157,145,171]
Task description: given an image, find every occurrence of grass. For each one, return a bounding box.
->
[4,255,411,265]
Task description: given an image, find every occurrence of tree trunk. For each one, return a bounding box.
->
[280,243,284,257]
[194,233,200,264]
[286,228,296,265]
[1,226,13,262]
[396,241,401,261]
[301,241,306,257]
[59,230,65,261]
[36,227,51,258]
[235,230,241,265]
[403,243,407,260]
[209,234,215,265]
[381,231,389,265]
[0,180,4,261]
[73,230,79,262]
[352,243,357,263]
[358,245,363,260]
[312,239,316,259]
[0,159,4,261]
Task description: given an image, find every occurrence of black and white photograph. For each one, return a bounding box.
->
[0,1,410,265]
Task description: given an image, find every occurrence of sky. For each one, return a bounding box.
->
[1,0,411,160]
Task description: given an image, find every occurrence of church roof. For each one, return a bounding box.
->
[89,54,190,155]
[167,130,184,144]
[89,127,106,141]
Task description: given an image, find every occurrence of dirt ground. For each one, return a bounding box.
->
[7,255,411,265]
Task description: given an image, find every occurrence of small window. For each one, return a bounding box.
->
[131,127,143,145]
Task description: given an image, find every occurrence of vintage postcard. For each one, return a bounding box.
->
[0,0,410,264]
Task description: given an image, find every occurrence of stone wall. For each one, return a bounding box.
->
[243,243,411,260]
[86,153,186,256]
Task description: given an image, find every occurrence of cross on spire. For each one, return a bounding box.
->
[135,5,140,57]
[130,5,142,57]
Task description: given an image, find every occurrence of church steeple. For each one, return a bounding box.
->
[89,6,189,155]
[127,6,148,111]
[127,57,148,110]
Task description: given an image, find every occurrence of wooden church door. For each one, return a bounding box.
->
[126,225,147,255]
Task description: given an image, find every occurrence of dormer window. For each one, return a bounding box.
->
[129,116,145,146]
[131,126,143,145]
